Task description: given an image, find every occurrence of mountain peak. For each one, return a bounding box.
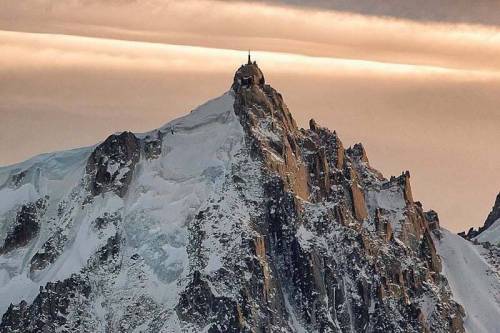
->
[3,59,497,332]
[485,192,500,228]
[459,192,500,242]
[232,59,265,91]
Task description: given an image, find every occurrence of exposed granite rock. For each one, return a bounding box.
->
[375,208,393,242]
[424,209,440,231]
[0,197,47,254]
[484,193,500,229]
[174,61,465,332]
[347,143,369,164]
[8,171,27,188]
[347,167,369,221]
[176,271,244,332]
[232,58,266,91]
[29,230,67,274]
[0,275,91,333]
[143,130,163,160]
[85,131,140,198]
[459,192,500,241]
[458,228,477,240]
[421,229,442,273]
[0,61,467,332]
[232,61,309,200]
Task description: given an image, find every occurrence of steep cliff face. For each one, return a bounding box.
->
[0,62,470,332]
[222,62,464,332]
[460,193,500,245]
[484,193,500,232]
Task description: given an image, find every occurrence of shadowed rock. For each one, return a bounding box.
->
[85,131,140,197]
[0,275,91,333]
[459,192,500,240]
[0,198,46,254]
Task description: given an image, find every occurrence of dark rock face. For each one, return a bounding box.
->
[484,193,500,230]
[424,209,440,231]
[0,275,91,333]
[92,212,121,230]
[8,171,27,188]
[0,198,46,254]
[29,231,66,274]
[143,130,163,160]
[0,62,468,332]
[177,62,465,332]
[29,197,119,275]
[97,233,121,265]
[176,271,244,332]
[458,228,477,240]
[232,61,265,91]
[459,192,500,241]
[85,131,140,198]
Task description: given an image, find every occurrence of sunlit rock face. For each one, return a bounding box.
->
[0,63,468,332]
[232,56,266,91]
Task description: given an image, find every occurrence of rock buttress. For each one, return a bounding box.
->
[219,61,465,332]
[85,131,140,198]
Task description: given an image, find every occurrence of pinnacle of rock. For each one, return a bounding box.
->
[232,57,265,91]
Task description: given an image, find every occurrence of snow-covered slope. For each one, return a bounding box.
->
[0,92,244,328]
[0,147,92,313]
[475,218,500,244]
[0,61,498,332]
[460,193,500,245]
[434,229,500,333]
[474,193,500,245]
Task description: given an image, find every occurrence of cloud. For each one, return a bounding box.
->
[0,1,499,233]
[257,0,500,26]
[2,0,500,75]
[2,29,499,84]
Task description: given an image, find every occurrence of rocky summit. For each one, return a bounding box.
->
[0,61,498,332]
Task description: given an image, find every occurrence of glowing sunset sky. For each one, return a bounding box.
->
[0,0,499,232]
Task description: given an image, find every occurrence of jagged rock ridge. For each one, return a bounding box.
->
[459,192,500,245]
[0,61,478,332]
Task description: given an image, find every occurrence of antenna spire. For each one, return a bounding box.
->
[248,50,251,64]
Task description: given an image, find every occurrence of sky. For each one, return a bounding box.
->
[0,0,499,232]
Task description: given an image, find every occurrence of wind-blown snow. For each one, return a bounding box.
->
[366,186,406,231]
[123,91,243,303]
[0,91,244,318]
[0,184,39,217]
[0,147,92,314]
[434,229,500,333]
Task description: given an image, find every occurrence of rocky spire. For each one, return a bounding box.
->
[484,192,500,230]
[459,192,500,240]
[0,61,468,333]
[231,55,265,91]
[228,61,465,332]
